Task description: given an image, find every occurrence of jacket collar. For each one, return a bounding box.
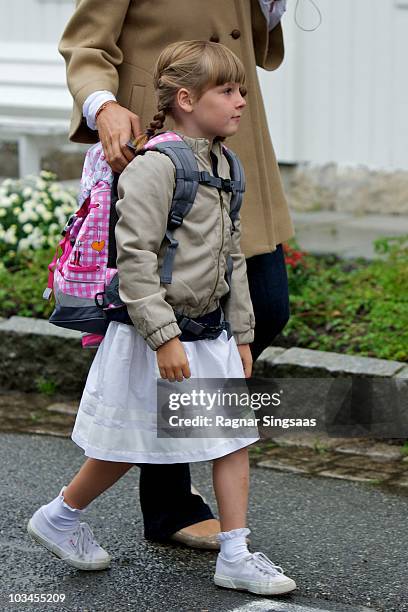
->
[173,130,223,157]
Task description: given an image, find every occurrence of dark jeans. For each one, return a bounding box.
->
[140,245,290,541]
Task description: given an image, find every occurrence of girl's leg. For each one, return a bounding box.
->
[212,447,249,531]
[212,446,297,595]
[27,458,133,571]
[63,458,134,509]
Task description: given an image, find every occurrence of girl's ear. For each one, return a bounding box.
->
[176,88,194,114]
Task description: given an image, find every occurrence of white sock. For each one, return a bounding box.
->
[217,527,251,562]
[42,486,86,530]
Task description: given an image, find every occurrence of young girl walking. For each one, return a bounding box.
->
[27,40,296,596]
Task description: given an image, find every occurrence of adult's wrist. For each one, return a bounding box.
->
[95,100,120,124]
[82,90,117,130]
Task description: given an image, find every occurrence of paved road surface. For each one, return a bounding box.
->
[0,433,407,612]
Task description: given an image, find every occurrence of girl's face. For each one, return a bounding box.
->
[175,82,247,141]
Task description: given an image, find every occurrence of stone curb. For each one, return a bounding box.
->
[253,345,408,378]
[0,316,92,395]
[0,316,407,396]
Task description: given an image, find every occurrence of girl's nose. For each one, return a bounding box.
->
[237,95,247,109]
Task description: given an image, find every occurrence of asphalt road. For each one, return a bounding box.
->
[0,433,407,612]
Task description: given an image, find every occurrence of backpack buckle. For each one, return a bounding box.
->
[168,211,184,229]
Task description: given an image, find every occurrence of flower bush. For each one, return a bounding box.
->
[282,243,311,293]
[0,171,77,269]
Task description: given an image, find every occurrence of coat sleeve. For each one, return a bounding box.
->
[223,213,256,345]
[115,152,182,351]
[58,0,131,110]
[251,0,285,71]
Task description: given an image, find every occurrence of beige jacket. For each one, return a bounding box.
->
[115,133,255,351]
[59,0,294,257]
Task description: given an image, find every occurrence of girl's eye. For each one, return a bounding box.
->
[224,88,232,94]
[239,87,247,98]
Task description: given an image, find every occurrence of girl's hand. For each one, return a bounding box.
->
[156,337,191,382]
[237,344,253,378]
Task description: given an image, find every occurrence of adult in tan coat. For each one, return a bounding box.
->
[59,0,294,549]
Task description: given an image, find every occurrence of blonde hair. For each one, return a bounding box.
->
[133,40,246,151]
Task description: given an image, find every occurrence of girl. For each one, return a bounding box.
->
[27,40,296,596]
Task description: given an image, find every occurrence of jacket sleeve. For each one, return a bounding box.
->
[115,151,182,351]
[251,0,285,71]
[58,0,131,110]
[224,213,256,345]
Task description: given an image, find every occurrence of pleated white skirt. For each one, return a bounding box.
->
[71,321,260,463]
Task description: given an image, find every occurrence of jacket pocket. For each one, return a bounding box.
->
[129,84,146,118]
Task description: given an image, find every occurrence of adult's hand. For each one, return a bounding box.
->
[96,103,142,173]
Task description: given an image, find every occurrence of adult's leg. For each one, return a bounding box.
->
[139,463,216,541]
[246,245,290,362]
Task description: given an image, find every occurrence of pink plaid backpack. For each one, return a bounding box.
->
[43,131,245,349]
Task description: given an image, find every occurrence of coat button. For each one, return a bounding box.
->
[231,29,241,39]
[209,34,220,43]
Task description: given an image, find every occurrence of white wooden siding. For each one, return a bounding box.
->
[261,0,408,170]
[1,0,407,170]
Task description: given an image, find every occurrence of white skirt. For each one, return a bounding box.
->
[72,321,260,463]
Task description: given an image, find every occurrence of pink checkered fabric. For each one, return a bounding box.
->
[144,131,182,149]
[56,181,110,298]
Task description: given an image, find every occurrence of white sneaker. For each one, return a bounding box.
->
[214,551,297,595]
[27,507,111,571]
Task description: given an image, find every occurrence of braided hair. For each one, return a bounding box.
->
[133,108,167,151]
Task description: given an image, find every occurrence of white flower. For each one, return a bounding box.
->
[1,178,13,188]
[13,206,22,215]
[0,208,6,218]
[42,210,52,222]
[18,211,30,223]
[40,170,56,180]
[36,203,46,215]
[23,187,33,198]
[1,196,12,208]
[23,223,34,234]
[17,238,31,251]
[35,179,47,190]
[4,226,17,245]
[10,194,20,205]
[23,199,35,211]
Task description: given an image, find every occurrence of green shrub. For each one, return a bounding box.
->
[283,236,408,362]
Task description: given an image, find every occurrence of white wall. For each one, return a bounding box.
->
[261,0,408,170]
[1,0,407,170]
[1,0,74,44]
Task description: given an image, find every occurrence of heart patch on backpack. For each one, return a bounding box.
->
[91,240,105,252]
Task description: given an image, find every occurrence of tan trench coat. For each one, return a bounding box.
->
[59,0,294,257]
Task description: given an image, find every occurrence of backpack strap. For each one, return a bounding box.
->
[107,172,120,269]
[221,145,246,231]
[220,146,246,293]
[140,139,201,284]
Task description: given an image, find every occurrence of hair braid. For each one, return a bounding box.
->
[133,107,167,152]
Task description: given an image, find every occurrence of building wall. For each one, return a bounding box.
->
[1,0,407,170]
[1,0,74,44]
[264,0,408,170]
